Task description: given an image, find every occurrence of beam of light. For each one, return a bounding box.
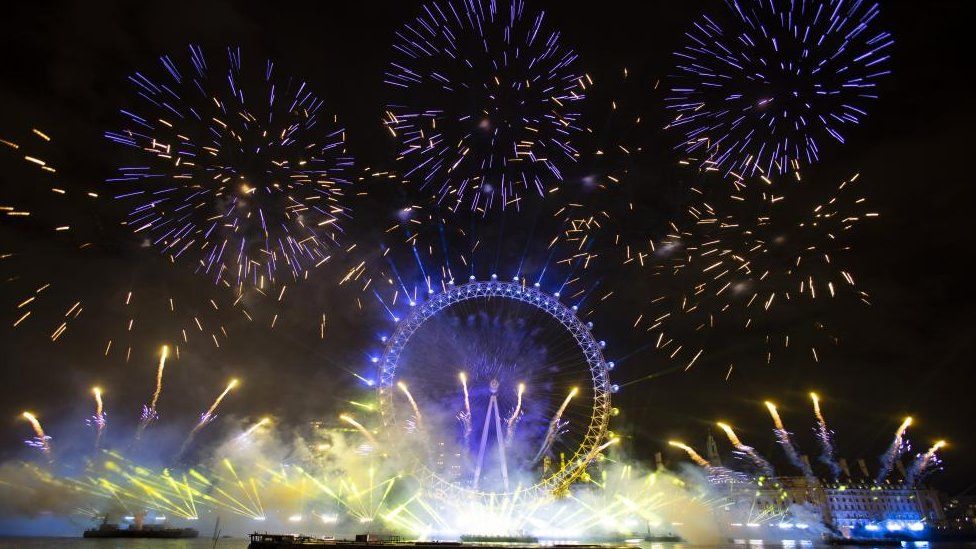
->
[668,440,710,468]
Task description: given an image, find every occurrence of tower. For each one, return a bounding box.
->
[706,430,723,467]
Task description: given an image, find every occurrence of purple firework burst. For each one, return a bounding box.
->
[385,0,587,214]
[106,45,355,290]
[665,0,893,176]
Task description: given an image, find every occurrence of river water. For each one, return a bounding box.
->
[0,540,971,549]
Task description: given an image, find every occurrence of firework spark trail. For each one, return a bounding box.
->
[180,379,239,456]
[397,381,423,431]
[906,440,946,486]
[199,379,239,426]
[339,414,379,448]
[92,387,106,449]
[505,382,525,445]
[636,171,877,372]
[665,0,893,175]
[149,345,169,410]
[764,401,813,479]
[384,0,587,213]
[668,440,711,468]
[717,421,775,478]
[105,44,354,289]
[876,416,913,483]
[236,417,270,444]
[534,387,577,463]
[136,345,169,439]
[21,411,52,459]
[810,392,842,480]
[457,372,472,443]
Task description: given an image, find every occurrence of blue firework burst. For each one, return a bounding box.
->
[105,45,355,289]
[665,0,893,176]
[384,0,587,214]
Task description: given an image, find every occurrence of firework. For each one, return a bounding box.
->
[90,387,107,449]
[673,399,946,489]
[181,378,240,456]
[198,378,240,427]
[2,128,248,360]
[384,0,587,213]
[809,391,841,480]
[716,421,774,477]
[237,417,271,443]
[634,170,876,372]
[137,345,170,437]
[533,387,577,463]
[505,382,525,444]
[764,401,813,479]
[397,381,424,431]
[665,0,893,176]
[2,253,243,361]
[457,372,473,443]
[105,44,355,290]
[876,416,912,483]
[339,413,379,447]
[668,440,711,468]
[906,440,946,486]
[667,440,751,485]
[21,411,52,458]
[0,128,100,232]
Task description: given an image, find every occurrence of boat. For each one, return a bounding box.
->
[83,514,198,539]
[83,522,199,539]
[249,533,335,547]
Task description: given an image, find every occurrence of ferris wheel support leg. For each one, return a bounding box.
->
[472,395,495,489]
[493,396,510,492]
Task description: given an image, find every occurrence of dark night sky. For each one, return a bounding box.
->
[1,0,974,495]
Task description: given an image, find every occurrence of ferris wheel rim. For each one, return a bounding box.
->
[376,279,612,498]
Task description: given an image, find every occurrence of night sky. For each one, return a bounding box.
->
[1,0,974,496]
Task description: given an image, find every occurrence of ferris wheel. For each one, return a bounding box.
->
[377,278,615,499]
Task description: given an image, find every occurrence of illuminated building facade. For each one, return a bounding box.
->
[822,482,945,534]
[713,474,944,535]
